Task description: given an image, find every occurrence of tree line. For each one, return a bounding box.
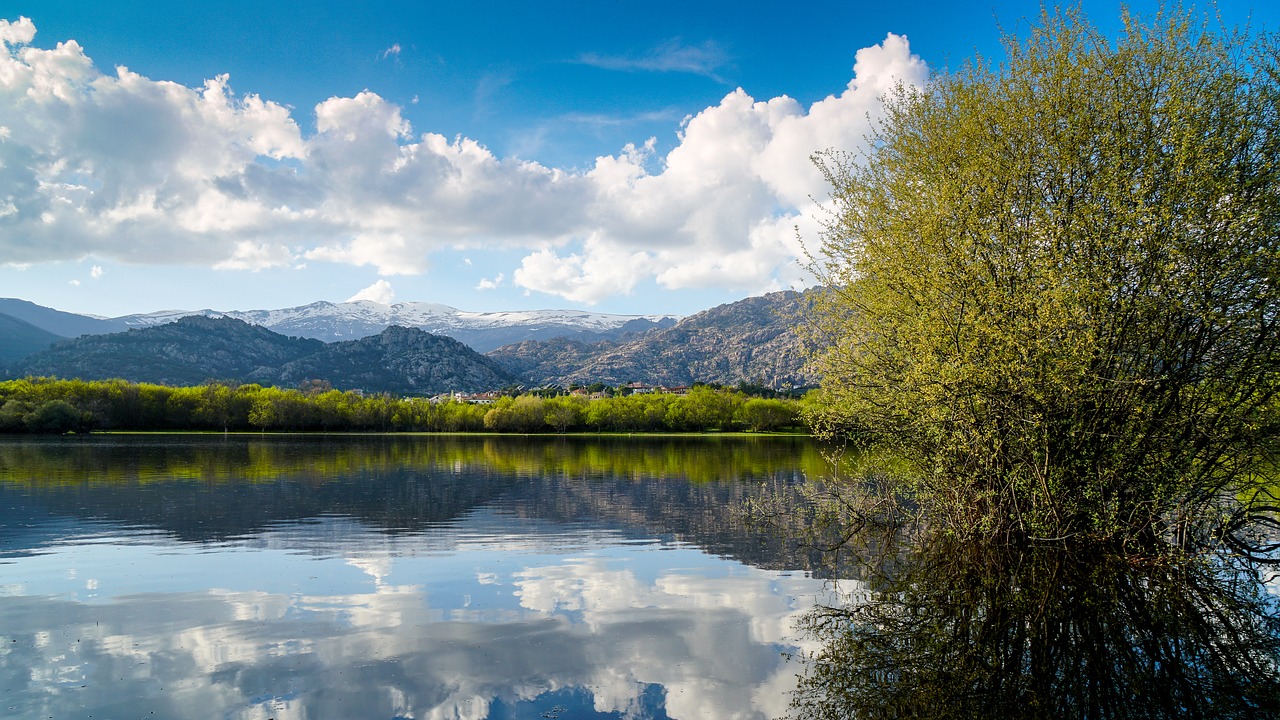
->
[0,377,804,434]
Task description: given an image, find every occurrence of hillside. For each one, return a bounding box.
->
[4,291,818,392]
[0,313,64,365]
[0,298,127,337]
[487,290,819,388]
[5,316,514,395]
[9,316,325,386]
[251,326,517,394]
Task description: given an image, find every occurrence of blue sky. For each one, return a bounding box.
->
[1,1,1276,318]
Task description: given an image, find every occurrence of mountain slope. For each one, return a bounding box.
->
[0,298,127,337]
[9,316,325,386]
[5,316,515,394]
[487,290,819,388]
[250,326,517,394]
[0,313,64,365]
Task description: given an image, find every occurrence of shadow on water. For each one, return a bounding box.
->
[790,527,1280,720]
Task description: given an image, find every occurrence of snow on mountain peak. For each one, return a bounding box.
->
[111,299,679,350]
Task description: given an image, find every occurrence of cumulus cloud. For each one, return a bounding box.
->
[475,272,504,290]
[212,240,294,271]
[513,235,653,304]
[0,18,928,302]
[347,279,396,304]
[90,264,103,278]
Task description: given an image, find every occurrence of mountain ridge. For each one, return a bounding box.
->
[486,289,819,388]
[114,300,679,351]
[0,313,64,365]
[5,316,515,394]
[1,297,679,353]
[2,291,818,391]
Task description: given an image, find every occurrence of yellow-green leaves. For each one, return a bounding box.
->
[808,7,1280,541]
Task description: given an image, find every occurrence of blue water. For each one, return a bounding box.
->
[0,435,836,720]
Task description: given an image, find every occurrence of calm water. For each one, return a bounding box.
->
[0,435,836,720]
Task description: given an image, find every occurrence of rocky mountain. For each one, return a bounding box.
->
[9,316,325,387]
[6,316,514,394]
[252,326,516,394]
[487,289,820,388]
[0,313,64,365]
[2,291,817,391]
[116,300,678,351]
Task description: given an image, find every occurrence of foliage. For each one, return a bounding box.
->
[807,7,1280,541]
[0,377,803,435]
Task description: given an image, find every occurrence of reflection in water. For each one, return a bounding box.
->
[0,435,835,720]
[0,434,835,573]
[791,530,1280,720]
[1,540,823,719]
[0,433,828,486]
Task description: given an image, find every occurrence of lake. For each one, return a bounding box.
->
[0,434,839,720]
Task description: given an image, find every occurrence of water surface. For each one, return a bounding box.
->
[0,435,833,720]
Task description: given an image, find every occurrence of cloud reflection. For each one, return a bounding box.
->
[1,553,830,719]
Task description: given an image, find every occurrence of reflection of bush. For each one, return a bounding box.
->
[793,532,1280,720]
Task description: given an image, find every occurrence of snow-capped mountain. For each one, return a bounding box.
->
[115,300,678,352]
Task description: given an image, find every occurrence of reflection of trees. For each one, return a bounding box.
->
[792,533,1280,720]
[0,434,828,486]
[0,436,836,571]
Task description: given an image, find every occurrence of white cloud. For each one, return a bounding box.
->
[0,19,927,304]
[520,35,926,300]
[475,272,504,290]
[347,279,396,304]
[380,43,402,60]
[0,16,35,46]
[67,279,79,286]
[213,241,294,271]
[89,264,102,279]
[513,236,651,304]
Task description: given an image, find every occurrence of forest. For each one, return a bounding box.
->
[0,376,804,434]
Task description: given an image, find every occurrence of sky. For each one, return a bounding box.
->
[0,1,1276,318]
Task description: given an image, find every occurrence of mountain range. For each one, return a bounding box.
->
[0,290,818,392]
[7,316,517,394]
[487,290,816,388]
[0,297,676,353]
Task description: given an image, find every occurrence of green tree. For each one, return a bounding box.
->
[484,395,547,432]
[23,399,83,434]
[544,395,587,433]
[735,398,798,432]
[0,400,32,432]
[807,8,1280,541]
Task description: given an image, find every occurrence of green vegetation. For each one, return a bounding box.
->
[773,12,1280,717]
[806,7,1280,545]
[0,377,803,434]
